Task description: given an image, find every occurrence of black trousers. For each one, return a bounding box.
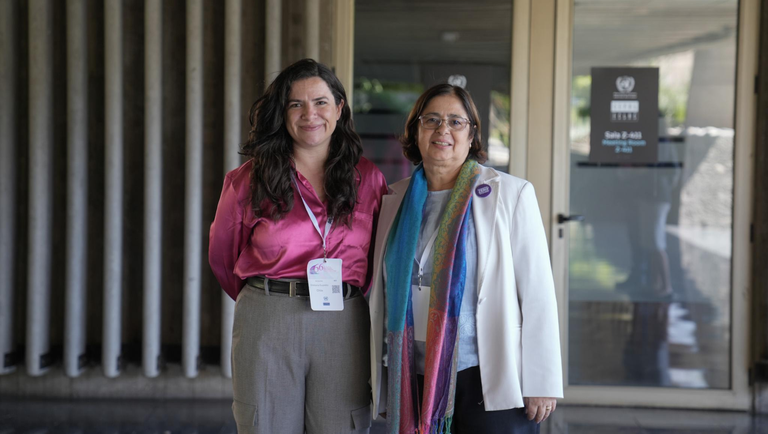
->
[417,366,539,434]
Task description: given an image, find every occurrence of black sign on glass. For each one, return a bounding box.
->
[589,67,659,163]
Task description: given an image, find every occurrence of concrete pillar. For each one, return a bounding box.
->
[103,0,124,378]
[183,0,203,379]
[64,0,89,378]
[686,40,737,129]
[143,0,163,378]
[265,0,282,82]
[304,0,320,60]
[220,0,242,379]
[0,0,17,375]
[26,0,54,377]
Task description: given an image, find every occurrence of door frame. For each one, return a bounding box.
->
[547,0,760,410]
[337,0,761,410]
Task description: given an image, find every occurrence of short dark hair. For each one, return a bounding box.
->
[400,84,487,165]
[242,58,362,223]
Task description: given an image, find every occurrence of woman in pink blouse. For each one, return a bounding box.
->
[209,59,387,434]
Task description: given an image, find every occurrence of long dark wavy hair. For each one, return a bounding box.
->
[242,59,362,224]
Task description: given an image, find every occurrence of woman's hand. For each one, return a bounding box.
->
[523,397,557,423]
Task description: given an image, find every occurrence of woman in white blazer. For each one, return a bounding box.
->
[367,84,563,433]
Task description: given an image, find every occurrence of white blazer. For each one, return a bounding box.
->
[367,165,563,417]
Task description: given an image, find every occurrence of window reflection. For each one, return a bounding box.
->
[353,0,513,182]
[567,1,738,389]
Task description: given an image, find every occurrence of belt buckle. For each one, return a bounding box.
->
[289,281,297,298]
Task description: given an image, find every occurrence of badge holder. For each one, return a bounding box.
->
[412,228,440,341]
[308,258,344,311]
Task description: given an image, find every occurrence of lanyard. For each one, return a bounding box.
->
[293,175,333,261]
[414,228,440,288]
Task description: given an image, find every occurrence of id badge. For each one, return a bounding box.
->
[411,284,431,342]
[307,258,344,311]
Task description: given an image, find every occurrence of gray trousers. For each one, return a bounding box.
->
[231,284,372,434]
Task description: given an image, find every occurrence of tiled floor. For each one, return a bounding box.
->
[2,399,768,433]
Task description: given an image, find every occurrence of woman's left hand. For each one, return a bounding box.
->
[523,397,557,423]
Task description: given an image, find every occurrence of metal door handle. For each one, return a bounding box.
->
[557,213,584,224]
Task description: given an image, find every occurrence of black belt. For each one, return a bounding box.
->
[246,276,361,299]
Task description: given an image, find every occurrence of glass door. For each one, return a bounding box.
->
[551,0,758,409]
[352,0,514,183]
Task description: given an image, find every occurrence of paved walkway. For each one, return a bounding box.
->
[2,399,767,433]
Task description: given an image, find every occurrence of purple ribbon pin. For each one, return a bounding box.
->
[475,184,492,198]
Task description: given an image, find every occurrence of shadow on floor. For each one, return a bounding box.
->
[2,400,767,433]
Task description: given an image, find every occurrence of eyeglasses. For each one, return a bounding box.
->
[418,115,472,131]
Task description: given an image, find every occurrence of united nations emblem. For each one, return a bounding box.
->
[448,74,467,89]
[615,76,635,93]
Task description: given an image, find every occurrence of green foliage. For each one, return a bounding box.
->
[489,91,510,147]
[658,85,687,127]
[353,78,424,114]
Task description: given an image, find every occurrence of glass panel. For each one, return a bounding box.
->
[567,0,738,389]
[353,0,513,183]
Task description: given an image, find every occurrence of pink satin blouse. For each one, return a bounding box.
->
[209,157,388,300]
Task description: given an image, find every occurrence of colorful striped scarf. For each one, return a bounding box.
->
[384,160,481,434]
